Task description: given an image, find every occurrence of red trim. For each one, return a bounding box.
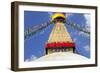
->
[45,42,75,48]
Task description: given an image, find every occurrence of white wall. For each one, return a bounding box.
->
[0,0,99,73]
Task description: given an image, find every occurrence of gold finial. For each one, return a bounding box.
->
[52,13,66,21]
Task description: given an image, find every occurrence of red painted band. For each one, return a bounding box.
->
[45,42,75,48]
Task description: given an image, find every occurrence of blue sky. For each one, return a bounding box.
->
[24,11,90,61]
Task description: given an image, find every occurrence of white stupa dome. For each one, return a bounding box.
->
[25,52,91,68]
[35,52,88,61]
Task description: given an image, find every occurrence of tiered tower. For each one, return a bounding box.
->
[45,13,75,54]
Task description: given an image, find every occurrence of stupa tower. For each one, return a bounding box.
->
[45,13,75,54]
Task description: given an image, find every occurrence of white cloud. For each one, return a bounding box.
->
[25,55,37,62]
[66,13,90,37]
[70,30,78,35]
[65,13,73,19]
[48,12,53,16]
[48,12,53,21]
[77,14,90,37]
[40,29,45,34]
[78,31,90,37]
[84,14,90,25]
[84,45,90,51]
[73,38,77,42]
[40,25,48,35]
[83,14,90,31]
[66,13,73,17]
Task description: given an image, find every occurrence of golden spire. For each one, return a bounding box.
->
[52,13,66,21]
